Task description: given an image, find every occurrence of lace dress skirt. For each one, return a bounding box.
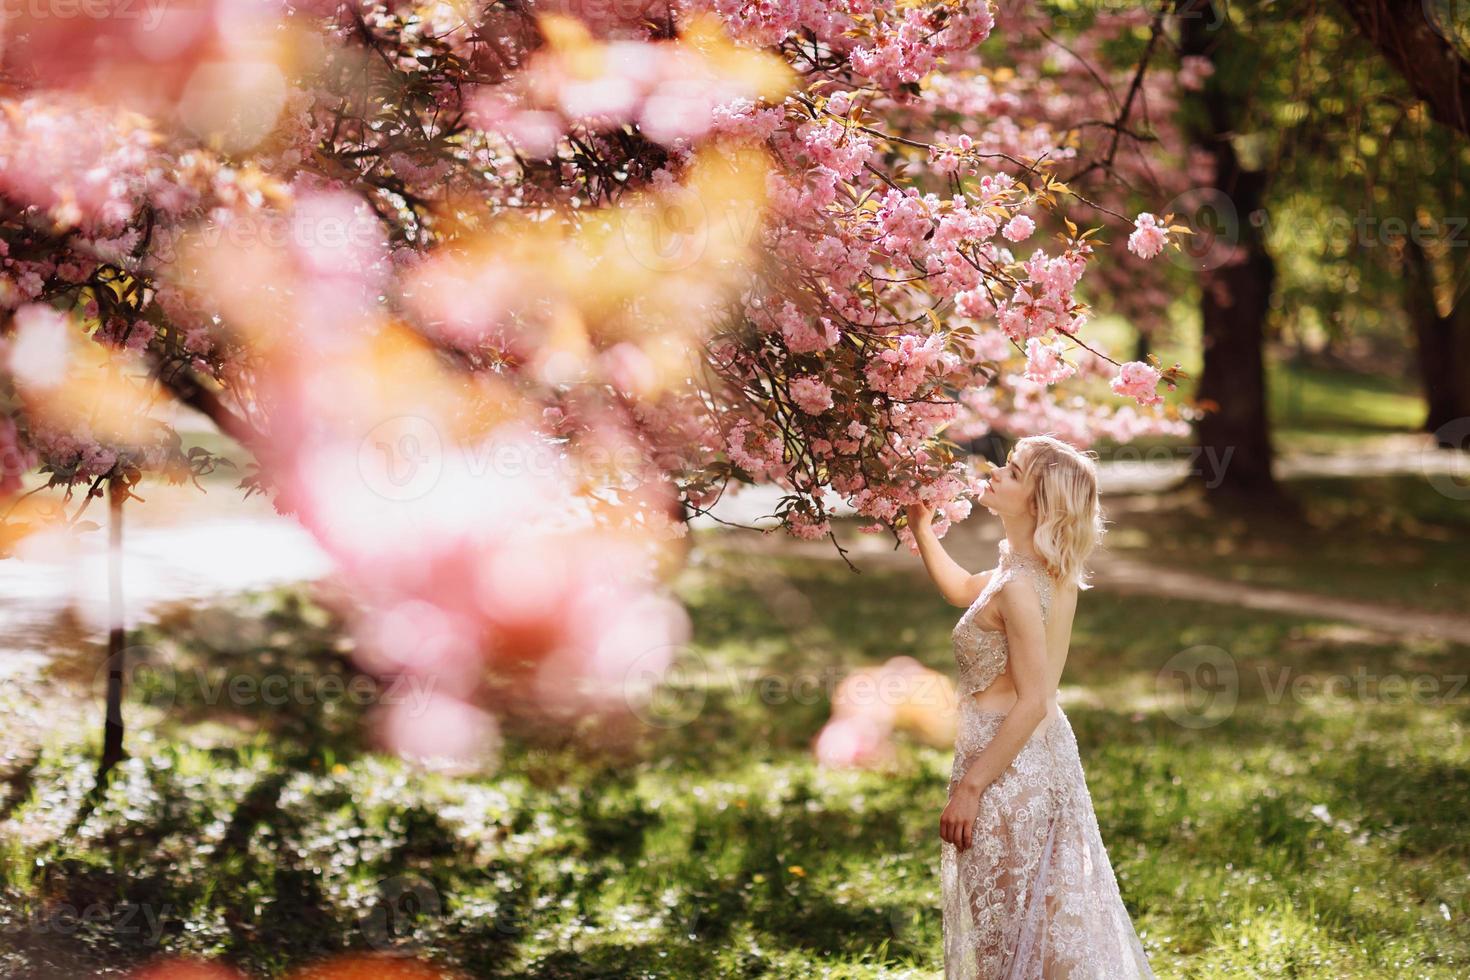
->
[941,698,1155,979]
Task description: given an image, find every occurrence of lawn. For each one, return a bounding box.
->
[1099,474,1470,616]
[2,528,1467,978]
[1084,310,1428,459]
[1269,361,1428,452]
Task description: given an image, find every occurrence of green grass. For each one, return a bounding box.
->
[1084,312,1426,457]
[2,534,1468,978]
[1270,360,1427,452]
[1102,474,1470,615]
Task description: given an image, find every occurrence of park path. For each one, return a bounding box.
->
[0,489,332,684]
[1089,554,1470,644]
[711,527,1470,645]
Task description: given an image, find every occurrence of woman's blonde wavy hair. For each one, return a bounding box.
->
[1011,434,1106,589]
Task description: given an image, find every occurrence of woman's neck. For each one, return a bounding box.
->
[1000,513,1040,559]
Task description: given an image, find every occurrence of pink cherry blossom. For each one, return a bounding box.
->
[0,415,36,496]
[782,315,841,353]
[1110,360,1164,405]
[1178,55,1215,92]
[1002,214,1036,242]
[1024,337,1076,385]
[1128,212,1170,259]
[7,304,71,390]
[786,510,832,540]
[790,376,835,414]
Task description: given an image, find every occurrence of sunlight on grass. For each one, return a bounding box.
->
[1,529,1467,977]
[1271,360,1426,448]
[1102,476,1470,614]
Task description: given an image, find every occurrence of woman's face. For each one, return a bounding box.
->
[976,450,1033,517]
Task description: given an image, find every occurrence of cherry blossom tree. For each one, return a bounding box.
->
[0,0,1189,764]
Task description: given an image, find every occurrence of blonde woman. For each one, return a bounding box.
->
[906,435,1154,979]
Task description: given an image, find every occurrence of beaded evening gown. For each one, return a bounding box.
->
[941,540,1155,979]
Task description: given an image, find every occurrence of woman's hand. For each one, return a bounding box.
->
[905,501,936,531]
[940,782,982,850]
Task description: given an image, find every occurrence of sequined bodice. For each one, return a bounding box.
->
[950,540,1055,697]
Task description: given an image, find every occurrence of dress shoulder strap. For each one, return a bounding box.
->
[997,540,1054,624]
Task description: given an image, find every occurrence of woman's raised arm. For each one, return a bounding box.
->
[906,502,990,607]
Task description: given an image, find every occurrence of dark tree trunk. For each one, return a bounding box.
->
[1194,168,1277,493]
[1178,0,1280,496]
[1333,0,1470,139]
[96,478,127,787]
[1404,236,1470,442]
[1133,330,1151,364]
[1333,0,1470,446]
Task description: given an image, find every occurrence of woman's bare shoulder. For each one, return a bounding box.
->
[950,567,997,608]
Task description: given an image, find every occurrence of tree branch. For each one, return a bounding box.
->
[149,359,260,450]
[1333,0,1470,137]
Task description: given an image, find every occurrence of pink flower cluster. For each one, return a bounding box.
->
[294,424,692,764]
[0,415,36,496]
[1002,214,1036,242]
[786,508,832,540]
[727,419,791,482]
[476,25,790,153]
[789,376,835,414]
[782,313,842,353]
[995,249,1089,341]
[0,97,156,232]
[1110,360,1164,405]
[850,3,997,89]
[813,656,957,769]
[874,188,937,259]
[1023,337,1076,385]
[1127,212,1170,259]
[864,333,959,400]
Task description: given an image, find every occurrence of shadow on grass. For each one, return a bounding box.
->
[1100,474,1470,615]
[3,539,1468,977]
